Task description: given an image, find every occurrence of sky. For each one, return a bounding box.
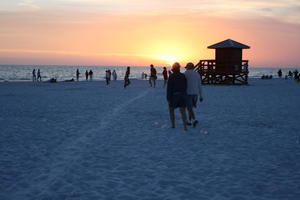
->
[0,0,300,67]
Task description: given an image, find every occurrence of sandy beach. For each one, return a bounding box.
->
[0,78,300,200]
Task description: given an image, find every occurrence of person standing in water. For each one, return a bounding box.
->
[85,70,89,81]
[167,62,188,131]
[149,64,157,87]
[37,69,42,82]
[124,67,130,88]
[32,69,36,82]
[162,67,168,87]
[76,69,80,81]
[184,62,203,127]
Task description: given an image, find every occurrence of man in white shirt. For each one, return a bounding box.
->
[184,62,204,127]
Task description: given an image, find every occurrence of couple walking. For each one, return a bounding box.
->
[32,69,42,82]
[167,62,203,131]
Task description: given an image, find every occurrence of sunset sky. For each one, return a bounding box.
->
[0,0,300,67]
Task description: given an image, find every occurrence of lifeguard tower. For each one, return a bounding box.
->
[195,39,250,85]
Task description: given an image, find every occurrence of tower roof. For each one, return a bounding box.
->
[208,39,250,49]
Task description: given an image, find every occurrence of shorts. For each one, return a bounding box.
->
[169,93,186,108]
[150,75,157,80]
[186,95,198,109]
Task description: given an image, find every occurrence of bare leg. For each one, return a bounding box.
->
[187,107,195,121]
[168,107,175,128]
[179,107,188,131]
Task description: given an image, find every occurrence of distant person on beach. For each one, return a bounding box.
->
[288,71,293,77]
[141,72,145,79]
[105,70,111,85]
[162,67,168,87]
[32,69,36,82]
[184,62,203,127]
[108,70,112,81]
[149,64,157,87]
[76,69,80,81]
[294,71,299,82]
[277,69,282,78]
[112,70,117,81]
[89,70,93,81]
[261,75,272,79]
[167,62,188,131]
[293,70,299,80]
[124,67,130,88]
[37,69,42,82]
[261,74,273,79]
[168,70,172,76]
[85,70,89,81]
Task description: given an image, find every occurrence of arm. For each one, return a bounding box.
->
[167,76,173,102]
[183,75,187,94]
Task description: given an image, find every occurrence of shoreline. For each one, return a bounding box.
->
[0,77,298,84]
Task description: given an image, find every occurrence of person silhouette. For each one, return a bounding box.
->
[89,70,93,81]
[112,70,117,81]
[162,67,168,87]
[32,69,36,82]
[141,72,145,80]
[167,62,188,131]
[149,64,157,87]
[85,70,89,81]
[293,70,299,80]
[76,69,80,81]
[37,69,42,82]
[105,70,111,85]
[124,67,130,88]
[277,69,282,78]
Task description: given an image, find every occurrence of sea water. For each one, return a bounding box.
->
[0,65,299,82]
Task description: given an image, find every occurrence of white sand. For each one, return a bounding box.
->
[0,79,300,200]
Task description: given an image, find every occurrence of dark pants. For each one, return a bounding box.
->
[124,77,130,88]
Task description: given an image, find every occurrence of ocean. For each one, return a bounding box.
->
[0,65,299,82]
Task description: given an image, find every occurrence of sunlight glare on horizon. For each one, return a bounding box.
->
[153,55,177,66]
